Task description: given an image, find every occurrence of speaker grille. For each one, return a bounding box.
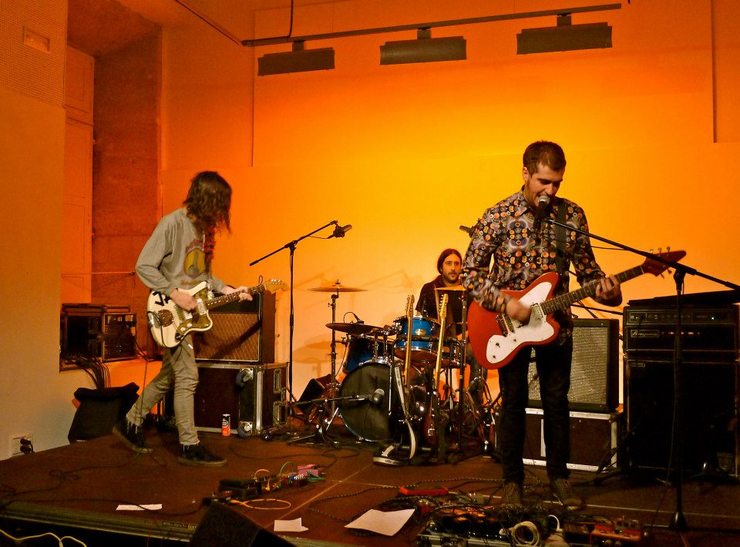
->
[193,293,275,363]
[626,359,737,475]
[528,318,619,412]
[194,313,261,361]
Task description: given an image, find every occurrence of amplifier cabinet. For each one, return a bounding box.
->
[193,292,275,363]
[516,408,622,472]
[528,318,620,412]
[194,362,287,436]
[625,358,738,476]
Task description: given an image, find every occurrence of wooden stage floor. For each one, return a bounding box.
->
[1,420,739,546]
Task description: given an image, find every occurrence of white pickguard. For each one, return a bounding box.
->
[485,279,556,365]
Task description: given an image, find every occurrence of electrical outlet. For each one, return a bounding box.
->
[9,434,33,457]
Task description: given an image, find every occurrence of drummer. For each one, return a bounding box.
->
[416,248,489,401]
[416,248,464,332]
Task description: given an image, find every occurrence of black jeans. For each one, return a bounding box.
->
[497,337,573,484]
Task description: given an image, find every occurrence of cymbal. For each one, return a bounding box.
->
[326,322,381,335]
[309,282,366,293]
[434,285,466,292]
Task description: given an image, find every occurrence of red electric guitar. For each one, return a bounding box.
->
[467,250,686,369]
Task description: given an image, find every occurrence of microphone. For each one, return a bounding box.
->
[370,388,385,405]
[349,312,364,324]
[332,223,352,238]
[459,225,473,236]
[533,195,550,230]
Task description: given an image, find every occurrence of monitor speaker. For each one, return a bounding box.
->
[193,292,275,363]
[528,318,619,412]
[190,501,292,546]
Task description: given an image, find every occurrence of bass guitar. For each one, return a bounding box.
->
[467,250,686,369]
[147,279,285,348]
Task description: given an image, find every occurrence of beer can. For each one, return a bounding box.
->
[221,413,231,436]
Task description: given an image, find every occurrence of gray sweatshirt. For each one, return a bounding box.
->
[136,208,225,294]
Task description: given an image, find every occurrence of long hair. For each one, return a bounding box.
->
[522,141,566,175]
[183,171,232,233]
[437,248,462,273]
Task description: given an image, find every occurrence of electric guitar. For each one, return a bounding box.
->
[146,279,285,348]
[423,294,448,448]
[467,250,686,369]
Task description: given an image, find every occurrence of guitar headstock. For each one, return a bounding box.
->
[253,279,287,294]
[406,295,414,318]
[437,294,448,321]
[642,249,687,276]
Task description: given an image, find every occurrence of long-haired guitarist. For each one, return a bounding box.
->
[461,141,622,509]
[113,171,252,466]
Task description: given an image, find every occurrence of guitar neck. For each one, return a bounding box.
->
[205,286,260,311]
[539,265,643,315]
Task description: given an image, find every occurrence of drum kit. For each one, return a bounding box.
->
[296,281,495,462]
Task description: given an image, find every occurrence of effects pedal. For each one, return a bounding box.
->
[589,519,643,545]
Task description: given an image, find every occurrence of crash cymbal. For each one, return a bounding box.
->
[309,282,366,293]
[326,322,381,335]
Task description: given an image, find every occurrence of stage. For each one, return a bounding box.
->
[1,418,739,547]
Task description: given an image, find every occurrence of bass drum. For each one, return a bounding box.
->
[340,362,403,442]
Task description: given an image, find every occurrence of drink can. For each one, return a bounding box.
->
[221,413,231,436]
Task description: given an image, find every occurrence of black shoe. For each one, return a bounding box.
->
[550,478,583,510]
[113,418,153,454]
[178,443,226,467]
[501,481,523,506]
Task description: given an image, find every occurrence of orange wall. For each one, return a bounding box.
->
[160,1,740,398]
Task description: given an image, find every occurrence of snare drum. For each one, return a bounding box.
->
[393,316,439,365]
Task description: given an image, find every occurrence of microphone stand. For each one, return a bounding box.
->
[545,217,739,531]
[250,220,339,420]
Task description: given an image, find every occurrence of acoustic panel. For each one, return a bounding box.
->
[528,319,619,412]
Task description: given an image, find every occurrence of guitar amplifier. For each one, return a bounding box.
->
[193,292,276,363]
[623,297,739,475]
[528,318,619,412]
[624,304,738,364]
[194,362,287,436]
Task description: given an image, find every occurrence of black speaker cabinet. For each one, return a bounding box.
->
[626,358,738,476]
[190,500,292,546]
[528,318,619,412]
[194,362,287,436]
[193,292,275,363]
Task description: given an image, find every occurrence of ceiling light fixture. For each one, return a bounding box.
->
[517,14,612,54]
[257,41,335,76]
[380,28,466,65]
